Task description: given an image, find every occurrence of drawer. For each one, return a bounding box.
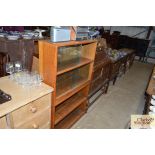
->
[14,108,51,129]
[11,94,51,126]
[0,116,8,129]
[42,122,51,129]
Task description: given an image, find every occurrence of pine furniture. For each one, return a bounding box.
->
[0,76,53,129]
[39,40,97,128]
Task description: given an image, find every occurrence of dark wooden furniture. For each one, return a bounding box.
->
[110,58,122,85]
[109,49,135,85]
[89,51,111,105]
[0,38,35,71]
[119,48,135,71]
[0,52,10,77]
[143,66,155,114]
[118,36,150,61]
[88,38,111,105]
[103,32,150,61]
[39,40,97,128]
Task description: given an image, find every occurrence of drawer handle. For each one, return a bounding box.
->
[33,123,39,129]
[30,106,37,113]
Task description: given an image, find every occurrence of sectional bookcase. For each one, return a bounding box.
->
[39,40,97,128]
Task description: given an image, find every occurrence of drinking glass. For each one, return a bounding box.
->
[34,74,43,86]
[5,62,14,79]
[14,61,22,72]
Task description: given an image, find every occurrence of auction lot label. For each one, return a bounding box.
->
[131,115,155,129]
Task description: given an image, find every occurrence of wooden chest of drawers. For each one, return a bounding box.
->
[0,116,8,129]
[0,76,53,129]
[10,94,51,129]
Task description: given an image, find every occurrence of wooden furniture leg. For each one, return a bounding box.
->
[113,76,117,85]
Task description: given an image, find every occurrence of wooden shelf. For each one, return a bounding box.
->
[43,40,96,47]
[55,107,85,129]
[39,40,97,128]
[56,76,88,97]
[56,80,90,106]
[55,94,86,124]
[57,57,92,75]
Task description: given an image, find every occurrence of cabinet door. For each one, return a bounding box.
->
[0,116,8,129]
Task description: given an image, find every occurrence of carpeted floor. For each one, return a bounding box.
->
[72,61,154,129]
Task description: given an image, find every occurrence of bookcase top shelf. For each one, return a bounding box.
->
[39,40,97,47]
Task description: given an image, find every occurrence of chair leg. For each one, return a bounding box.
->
[105,82,109,94]
[113,76,117,85]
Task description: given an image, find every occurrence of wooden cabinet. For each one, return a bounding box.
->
[39,40,97,128]
[10,94,51,129]
[89,38,111,105]
[12,108,50,129]
[0,116,8,129]
[0,76,53,129]
[0,96,51,129]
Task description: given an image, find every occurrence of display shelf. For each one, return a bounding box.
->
[49,40,96,47]
[55,93,86,124]
[56,80,90,106]
[39,40,97,128]
[55,106,85,129]
[57,57,92,75]
[56,64,90,96]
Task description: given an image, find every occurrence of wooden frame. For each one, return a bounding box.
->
[39,40,97,128]
[88,38,111,105]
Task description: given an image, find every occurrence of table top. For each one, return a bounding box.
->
[146,66,155,96]
[0,76,53,117]
[109,48,135,63]
[119,48,135,54]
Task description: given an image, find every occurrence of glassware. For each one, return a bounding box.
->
[13,70,43,87]
[5,62,14,78]
[14,61,22,72]
[34,74,43,85]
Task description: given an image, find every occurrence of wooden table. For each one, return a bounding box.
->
[109,48,135,85]
[119,48,135,69]
[0,76,53,129]
[109,56,126,85]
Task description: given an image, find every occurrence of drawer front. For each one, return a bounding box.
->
[11,94,51,126]
[0,116,8,129]
[42,122,51,129]
[14,108,51,129]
